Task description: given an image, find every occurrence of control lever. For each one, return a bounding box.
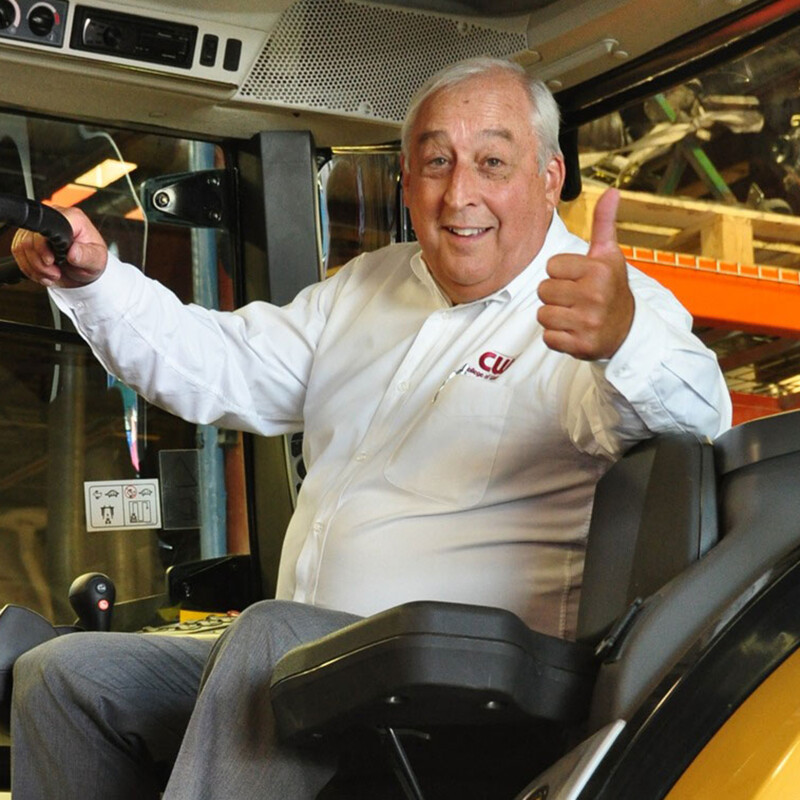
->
[68,572,116,632]
[0,193,74,284]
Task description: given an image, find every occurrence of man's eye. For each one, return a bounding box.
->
[484,157,504,168]
[427,156,448,167]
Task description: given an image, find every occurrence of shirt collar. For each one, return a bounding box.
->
[410,210,576,308]
[409,250,453,306]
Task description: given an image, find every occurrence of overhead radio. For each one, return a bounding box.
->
[70,4,197,69]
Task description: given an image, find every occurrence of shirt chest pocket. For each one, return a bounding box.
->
[384,378,514,508]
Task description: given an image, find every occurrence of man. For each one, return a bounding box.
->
[10,57,731,799]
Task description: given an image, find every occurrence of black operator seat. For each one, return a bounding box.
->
[269,432,718,793]
[588,408,800,733]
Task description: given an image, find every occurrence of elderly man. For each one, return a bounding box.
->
[10,57,730,799]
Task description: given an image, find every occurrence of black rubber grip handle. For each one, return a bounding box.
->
[0,193,74,266]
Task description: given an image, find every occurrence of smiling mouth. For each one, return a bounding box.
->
[444,226,491,237]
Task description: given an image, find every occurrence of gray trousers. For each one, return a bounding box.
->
[11,600,361,800]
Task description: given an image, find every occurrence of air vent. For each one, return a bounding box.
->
[237,0,528,123]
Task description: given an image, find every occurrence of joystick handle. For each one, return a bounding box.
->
[0,193,74,284]
[68,572,116,632]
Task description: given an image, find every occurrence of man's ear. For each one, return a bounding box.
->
[543,154,566,209]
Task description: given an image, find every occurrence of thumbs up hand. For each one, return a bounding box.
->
[537,188,635,360]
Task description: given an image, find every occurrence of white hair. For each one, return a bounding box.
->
[401,57,562,173]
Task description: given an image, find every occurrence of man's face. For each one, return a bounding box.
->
[402,71,565,304]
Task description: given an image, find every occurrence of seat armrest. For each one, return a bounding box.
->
[270,600,598,745]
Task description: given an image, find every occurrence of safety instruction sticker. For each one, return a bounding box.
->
[84,479,162,532]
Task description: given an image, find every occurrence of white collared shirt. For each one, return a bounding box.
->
[51,213,730,638]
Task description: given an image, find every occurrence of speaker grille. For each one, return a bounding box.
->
[237,0,528,123]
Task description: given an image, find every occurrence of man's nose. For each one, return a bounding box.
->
[443,162,478,208]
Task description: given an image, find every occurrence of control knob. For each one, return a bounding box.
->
[27,3,55,36]
[0,0,19,30]
[102,23,122,48]
[68,572,116,632]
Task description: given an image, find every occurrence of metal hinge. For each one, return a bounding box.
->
[141,169,235,228]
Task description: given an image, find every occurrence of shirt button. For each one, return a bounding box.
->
[397,381,409,393]
[312,521,323,534]
[355,451,367,462]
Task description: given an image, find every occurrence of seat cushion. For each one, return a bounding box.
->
[0,605,62,735]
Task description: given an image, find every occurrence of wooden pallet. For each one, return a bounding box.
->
[559,181,800,268]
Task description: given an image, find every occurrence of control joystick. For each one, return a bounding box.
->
[68,572,116,632]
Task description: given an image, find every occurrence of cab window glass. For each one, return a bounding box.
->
[570,26,800,421]
[319,149,404,275]
[0,114,243,625]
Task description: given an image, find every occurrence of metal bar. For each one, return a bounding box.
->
[381,727,427,800]
[190,140,227,560]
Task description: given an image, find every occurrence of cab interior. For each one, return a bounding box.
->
[1,0,800,797]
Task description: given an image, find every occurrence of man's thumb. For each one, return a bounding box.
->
[588,188,620,257]
[67,241,107,272]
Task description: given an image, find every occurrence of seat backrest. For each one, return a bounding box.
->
[715,408,800,551]
[576,433,718,645]
[588,409,800,730]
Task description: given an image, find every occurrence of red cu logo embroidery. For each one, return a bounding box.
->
[477,351,515,375]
